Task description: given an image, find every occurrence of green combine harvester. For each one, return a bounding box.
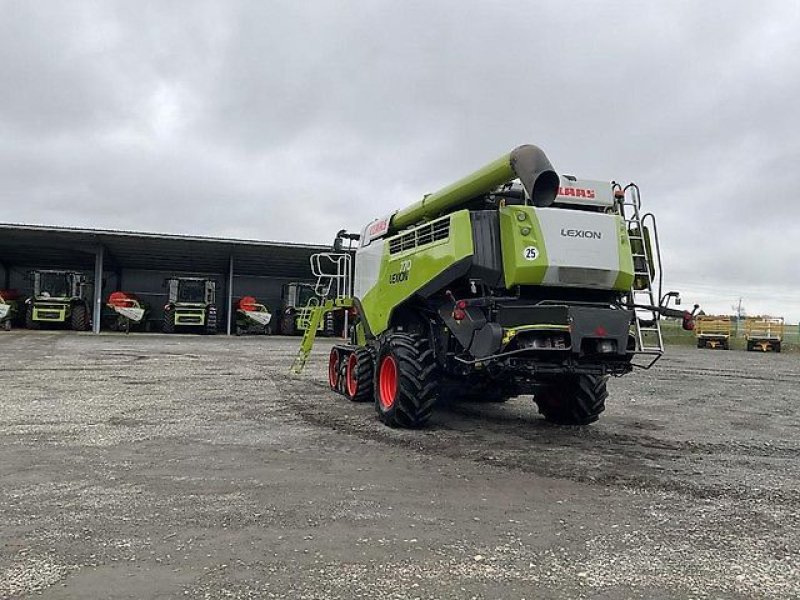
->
[162,277,218,334]
[24,270,92,330]
[293,144,695,428]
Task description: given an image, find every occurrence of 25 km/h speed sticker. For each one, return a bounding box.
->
[523,246,539,261]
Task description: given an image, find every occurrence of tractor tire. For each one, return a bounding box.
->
[374,332,439,428]
[71,303,89,331]
[775,342,782,353]
[534,374,608,426]
[281,311,297,336]
[25,305,40,330]
[204,305,217,335]
[746,341,753,351]
[3,320,11,332]
[697,339,704,349]
[344,347,374,403]
[162,309,176,334]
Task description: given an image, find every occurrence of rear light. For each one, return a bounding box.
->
[453,300,468,322]
[614,189,625,199]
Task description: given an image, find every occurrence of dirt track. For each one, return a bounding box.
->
[1,332,798,599]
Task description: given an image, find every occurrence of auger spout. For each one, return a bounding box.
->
[390,144,559,231]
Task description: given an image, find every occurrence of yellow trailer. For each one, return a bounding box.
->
[745,316,784,353]
[695,315,733,350]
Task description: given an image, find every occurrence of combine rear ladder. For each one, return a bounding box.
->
[620,184,664,356]
[290,253,353,374]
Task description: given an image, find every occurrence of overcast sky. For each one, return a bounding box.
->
[1,1,799,320]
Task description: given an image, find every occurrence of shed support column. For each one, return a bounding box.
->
[1,261,9,290]
[226,254,234,335]
[93,246,104,334]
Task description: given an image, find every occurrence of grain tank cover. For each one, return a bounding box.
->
[554,177,615,209]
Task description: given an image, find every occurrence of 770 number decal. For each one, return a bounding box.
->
[389,260,412,284]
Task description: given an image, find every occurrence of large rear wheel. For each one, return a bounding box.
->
[534,374,608,425]
[71,303,89,331]
[162,308,175,334]
[374,332,439,428]
[26,305,40,330]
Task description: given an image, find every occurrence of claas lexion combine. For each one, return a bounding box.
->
[162,277,218,334]
[291,144,695,428]
[25,270,92,331]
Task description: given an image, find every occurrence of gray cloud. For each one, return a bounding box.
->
[1,1,799,319]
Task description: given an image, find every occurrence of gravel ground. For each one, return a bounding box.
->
[0,331,798,599]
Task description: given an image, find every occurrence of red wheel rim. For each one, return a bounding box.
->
[328,349,339,389]
[346,353,358,398]
[378,355,398,410]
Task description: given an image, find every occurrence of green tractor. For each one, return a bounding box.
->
[0,289,22,331]
[162,277,218,334]
[294,144,695,428]
[24,270,92,331]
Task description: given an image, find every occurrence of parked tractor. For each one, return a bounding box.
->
[0,289,21,331]
[695,315,732,349]
[234,296,272,335]
[162,277,217,334]
[106,291,147,333]
[745,316,783,352]
[293,144,694,428]
[25,270,91,331]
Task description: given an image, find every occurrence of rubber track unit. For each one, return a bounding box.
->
[534,374,608,425]
[346,347,374,403]
[71,304,89,331]
[374,332,439,428]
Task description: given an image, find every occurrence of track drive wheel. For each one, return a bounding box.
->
[374,332,439,428]
[162,308,176,334]
[534,374,608,426]
[328,348,341,391]
[345,347,374,403]
[71,303,89,331]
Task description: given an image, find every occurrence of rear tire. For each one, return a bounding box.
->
[162,308,175,334]
[26,305,40,330]
[204,305,217,335]
[281,311,297,336]
[374,332,439,428]
[534,374,608,426]
[774,342,781,353]
[3,320,11,331]
[71,303,89,331]
[344,347,374,403]
[696,339,704,349]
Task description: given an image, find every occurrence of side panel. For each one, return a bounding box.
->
[501,206,633,291]
[357,210,474,336]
